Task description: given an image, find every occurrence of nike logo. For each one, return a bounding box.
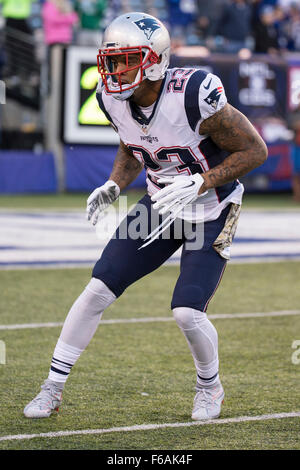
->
[185,181,195,188]
[203,78,212,90]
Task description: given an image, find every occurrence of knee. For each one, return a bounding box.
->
[85,277,116,307]
[173,306,207,330]
[67,277,116,322]
[173,307,195,330]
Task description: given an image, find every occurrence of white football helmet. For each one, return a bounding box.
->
[97,12,171,100]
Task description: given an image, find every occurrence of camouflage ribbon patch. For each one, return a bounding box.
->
[213,203,241,260]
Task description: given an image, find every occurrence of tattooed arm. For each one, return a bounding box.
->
[198,103,268,194]
[110,140,143,191]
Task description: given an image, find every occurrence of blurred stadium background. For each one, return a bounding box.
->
[0,0,300,266]
[1,0,300,199]
[0,0,300,267]
[1,0,300,451]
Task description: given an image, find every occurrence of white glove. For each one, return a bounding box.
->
[151,173,206,216]
[86,180,120,225]
[139,174,207,250]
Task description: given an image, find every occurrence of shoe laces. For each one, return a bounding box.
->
[33,382,61,407]
[194,388,213,407]
[194,385,221,407]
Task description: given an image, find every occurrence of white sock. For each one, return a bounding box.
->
[173,307,219,389]
[48,339,83,383]
[48,277,116,385]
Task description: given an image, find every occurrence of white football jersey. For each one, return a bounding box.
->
[97,67,244,222]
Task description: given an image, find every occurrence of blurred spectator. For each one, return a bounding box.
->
[194,13,210,45]
[251,5,280,54]
[102,0,168,30]
[272,5,290,50]
[102,0,122,28]
[74,0,107,47]
[0,0,33,33]
[288,103,300,202]
[42,0,78,46]
[0,0,34,80]
[195,0,224,46]
[278,0,298,13]
[167,0,197,48]
[254,0,278,9]
[214,0,252,53]
[285,3,300,51]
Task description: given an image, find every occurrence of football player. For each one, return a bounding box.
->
[24,12,267,420]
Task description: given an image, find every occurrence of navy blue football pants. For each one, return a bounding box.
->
[93,194,230,312]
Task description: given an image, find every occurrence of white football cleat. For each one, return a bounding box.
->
[24,379,63,418]
[192,381,224,420]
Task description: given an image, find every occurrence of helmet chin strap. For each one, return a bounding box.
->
[112,87,136,101]
[111,68,144,101]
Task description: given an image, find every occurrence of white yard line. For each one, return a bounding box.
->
[0,310,300,331]
[1,411,300,442]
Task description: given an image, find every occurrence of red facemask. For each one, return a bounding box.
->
[97,46,159,94]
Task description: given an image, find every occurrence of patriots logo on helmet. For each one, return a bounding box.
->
[204,87,223,109]
[134,18,160,40]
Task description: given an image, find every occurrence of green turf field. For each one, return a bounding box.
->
[1,262,300,450]
[0,191,299,210]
